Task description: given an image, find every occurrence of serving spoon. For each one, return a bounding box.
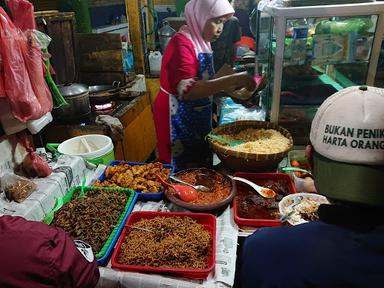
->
[169,175,212,192]
[281,167,313,177]
[228,175,276,198]
[206,134,245,147]
[157,175,198,202]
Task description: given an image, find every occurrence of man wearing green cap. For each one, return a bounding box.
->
[240,85,384,288]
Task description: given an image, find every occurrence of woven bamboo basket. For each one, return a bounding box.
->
[208,120,293,172]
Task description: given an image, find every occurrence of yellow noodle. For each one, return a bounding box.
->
[219,128,290,154]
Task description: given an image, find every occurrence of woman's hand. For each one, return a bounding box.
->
[226,73,268,107]
[224,72,256,100]
[214,64,236,78]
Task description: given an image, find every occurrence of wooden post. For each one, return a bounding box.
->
[146,0,156,51]
[126,0,145,74]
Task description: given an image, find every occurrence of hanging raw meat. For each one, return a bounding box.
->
[0,8,41,122]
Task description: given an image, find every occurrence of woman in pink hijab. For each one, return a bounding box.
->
[153,0,256,171]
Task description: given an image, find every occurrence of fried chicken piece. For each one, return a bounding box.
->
[96,162,171,193]
[104,163,130,179]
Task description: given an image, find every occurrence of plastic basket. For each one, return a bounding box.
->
[97,161,175,201]
[43,186,137,265]
[233,172,296,227]
[111,211,216,279]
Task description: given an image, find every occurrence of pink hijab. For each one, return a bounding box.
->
[180,0,234,55]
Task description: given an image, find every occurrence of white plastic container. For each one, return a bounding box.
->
[149,51,162,75]
[27,113,53,134]
[0,100,52,135]
[56,135,114,165]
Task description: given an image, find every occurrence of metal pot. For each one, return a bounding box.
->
[54,83,91,123]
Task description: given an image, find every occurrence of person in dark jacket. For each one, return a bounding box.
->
[240,85,384,288]
[212,16,241,72]
[0,215,100,287]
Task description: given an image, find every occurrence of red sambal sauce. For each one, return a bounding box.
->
[172,170,232,204]
[237,179,290,220]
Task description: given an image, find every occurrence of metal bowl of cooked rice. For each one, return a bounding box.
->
[207,120,293,172]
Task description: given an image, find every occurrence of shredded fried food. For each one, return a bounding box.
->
[117,216,211,269]
[218,128,290,154]
[94,162,171,193]
[51,189,127,254]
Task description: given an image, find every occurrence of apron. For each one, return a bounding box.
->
[168,53,215,171]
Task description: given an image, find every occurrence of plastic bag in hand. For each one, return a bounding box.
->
[22,151,53,178]
[1,172,37,203]
[0,8,41,122]
[18,132,53,178]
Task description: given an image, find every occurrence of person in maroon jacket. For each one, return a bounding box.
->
[0,216,100,287]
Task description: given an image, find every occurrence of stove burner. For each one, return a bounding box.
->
[92,101,116,115]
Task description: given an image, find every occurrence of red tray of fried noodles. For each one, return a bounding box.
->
[111,211,216,279]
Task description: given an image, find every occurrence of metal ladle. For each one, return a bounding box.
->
[169,175,212,192]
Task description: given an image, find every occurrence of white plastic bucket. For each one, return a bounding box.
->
[57,135,114,165]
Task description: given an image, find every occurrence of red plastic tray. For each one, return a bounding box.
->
[233,172,296,227]
[111,211,216,279]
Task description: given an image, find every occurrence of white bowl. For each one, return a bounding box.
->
[278,193,329,226]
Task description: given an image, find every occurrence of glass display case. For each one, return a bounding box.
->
[255,2,384,143]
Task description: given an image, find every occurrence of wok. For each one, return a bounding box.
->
[89,81,121,104]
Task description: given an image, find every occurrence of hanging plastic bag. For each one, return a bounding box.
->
[17,29,53,117]
[6,0,36,32]
[7,0,53,117]
[0,8,41,122]
[0,54,5,98]
[1,171,37,203]
[18,131,53,178]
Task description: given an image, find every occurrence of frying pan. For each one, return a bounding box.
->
[89,81,121,104]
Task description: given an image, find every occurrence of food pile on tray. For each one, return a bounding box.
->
[94,162,171,193]
[237,177,291,220]
[50,189,128,253]
[116,216,211,269]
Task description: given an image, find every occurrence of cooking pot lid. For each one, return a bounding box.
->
[58,83,89,97]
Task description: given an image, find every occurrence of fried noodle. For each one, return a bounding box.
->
[117,216,211,269]
[219,128,290,154]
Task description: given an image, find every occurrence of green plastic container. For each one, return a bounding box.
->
[43,186,137,264]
